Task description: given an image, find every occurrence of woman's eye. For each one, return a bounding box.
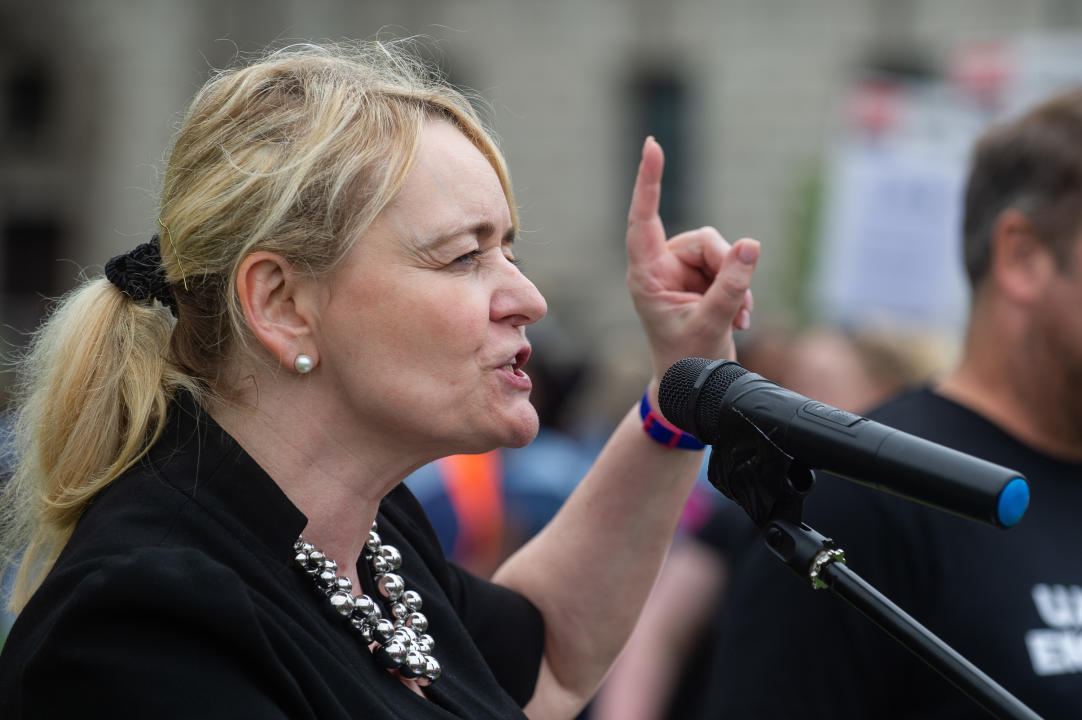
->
[452,249,483,266]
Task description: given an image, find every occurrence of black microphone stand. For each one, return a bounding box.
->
[708,415,1044,720]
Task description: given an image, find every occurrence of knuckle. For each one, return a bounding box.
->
[700,226,724,242]
[720,272,750,297]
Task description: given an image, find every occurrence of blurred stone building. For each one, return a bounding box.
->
[2,0,1081,404]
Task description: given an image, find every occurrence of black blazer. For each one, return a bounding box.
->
[0,395,544,718]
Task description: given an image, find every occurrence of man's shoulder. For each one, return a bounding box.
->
[865,387,1074,479]
[867,386,959,430]
[866,386,1000,451]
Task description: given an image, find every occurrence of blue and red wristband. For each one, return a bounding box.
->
[639,391,706,450]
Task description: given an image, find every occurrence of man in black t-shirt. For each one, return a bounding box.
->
[705,88,1082,719]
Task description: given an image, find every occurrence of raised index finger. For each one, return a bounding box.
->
[626,136,668,264]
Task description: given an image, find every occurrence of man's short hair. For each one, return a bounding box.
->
[962,87,1082,288]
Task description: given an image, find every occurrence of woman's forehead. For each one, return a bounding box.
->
[380,121,513,238]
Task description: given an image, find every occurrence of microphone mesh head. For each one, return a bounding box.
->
[659,358,709,432]
[693,361,746,444]
[659,357,748,444]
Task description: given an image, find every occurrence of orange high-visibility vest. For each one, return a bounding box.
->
[435,451,504,576]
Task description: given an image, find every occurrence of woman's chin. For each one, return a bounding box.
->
[500,408,540,449]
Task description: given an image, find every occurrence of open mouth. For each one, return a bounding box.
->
[502,348,530,376]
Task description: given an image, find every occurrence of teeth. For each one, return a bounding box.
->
[504,363,514,372]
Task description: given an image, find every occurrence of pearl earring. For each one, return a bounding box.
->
[294,354,315,374]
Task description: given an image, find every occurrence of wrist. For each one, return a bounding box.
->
[638,389,705,450]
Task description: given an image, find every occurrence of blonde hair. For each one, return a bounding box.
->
[1,40,514,613]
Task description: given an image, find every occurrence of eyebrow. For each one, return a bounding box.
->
[418,222,516,253]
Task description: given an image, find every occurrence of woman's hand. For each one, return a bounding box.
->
[626,137,759,385]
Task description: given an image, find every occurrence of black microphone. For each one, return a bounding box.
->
[658,357,1030,528]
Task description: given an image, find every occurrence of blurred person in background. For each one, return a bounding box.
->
[690,86,1082,719]
[591,322,932,720]
[0,40,759,718]
[782,325,941,419]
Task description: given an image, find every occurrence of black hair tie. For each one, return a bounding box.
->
[104,234,178,316]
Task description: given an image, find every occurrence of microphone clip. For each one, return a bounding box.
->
[706,409,815,529]
[708,411,849,591]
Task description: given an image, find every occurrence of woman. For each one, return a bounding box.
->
[0,42,757,718]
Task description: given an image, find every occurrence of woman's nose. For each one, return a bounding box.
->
[491,262,547,326]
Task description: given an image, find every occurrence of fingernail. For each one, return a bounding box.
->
[738,242,758,264]
[738,309,751,329]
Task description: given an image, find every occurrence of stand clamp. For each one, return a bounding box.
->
[809,547,846,590]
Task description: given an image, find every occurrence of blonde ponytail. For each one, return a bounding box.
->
[1,279,197,612]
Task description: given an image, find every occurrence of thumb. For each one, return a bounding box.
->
[701,239,759,319]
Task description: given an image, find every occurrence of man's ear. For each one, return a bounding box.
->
[989,208,1056,305]
[236,251,321,371]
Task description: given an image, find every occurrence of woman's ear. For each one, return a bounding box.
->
[989,208,1056,305]
[236,251,321,372]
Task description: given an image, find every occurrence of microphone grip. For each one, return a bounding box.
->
[726,375,1028,528]
[869,434,1028,528]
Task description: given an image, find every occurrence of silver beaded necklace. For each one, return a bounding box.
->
[292,520,442,685]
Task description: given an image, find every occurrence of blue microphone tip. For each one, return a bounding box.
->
[996,477,1029,528]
